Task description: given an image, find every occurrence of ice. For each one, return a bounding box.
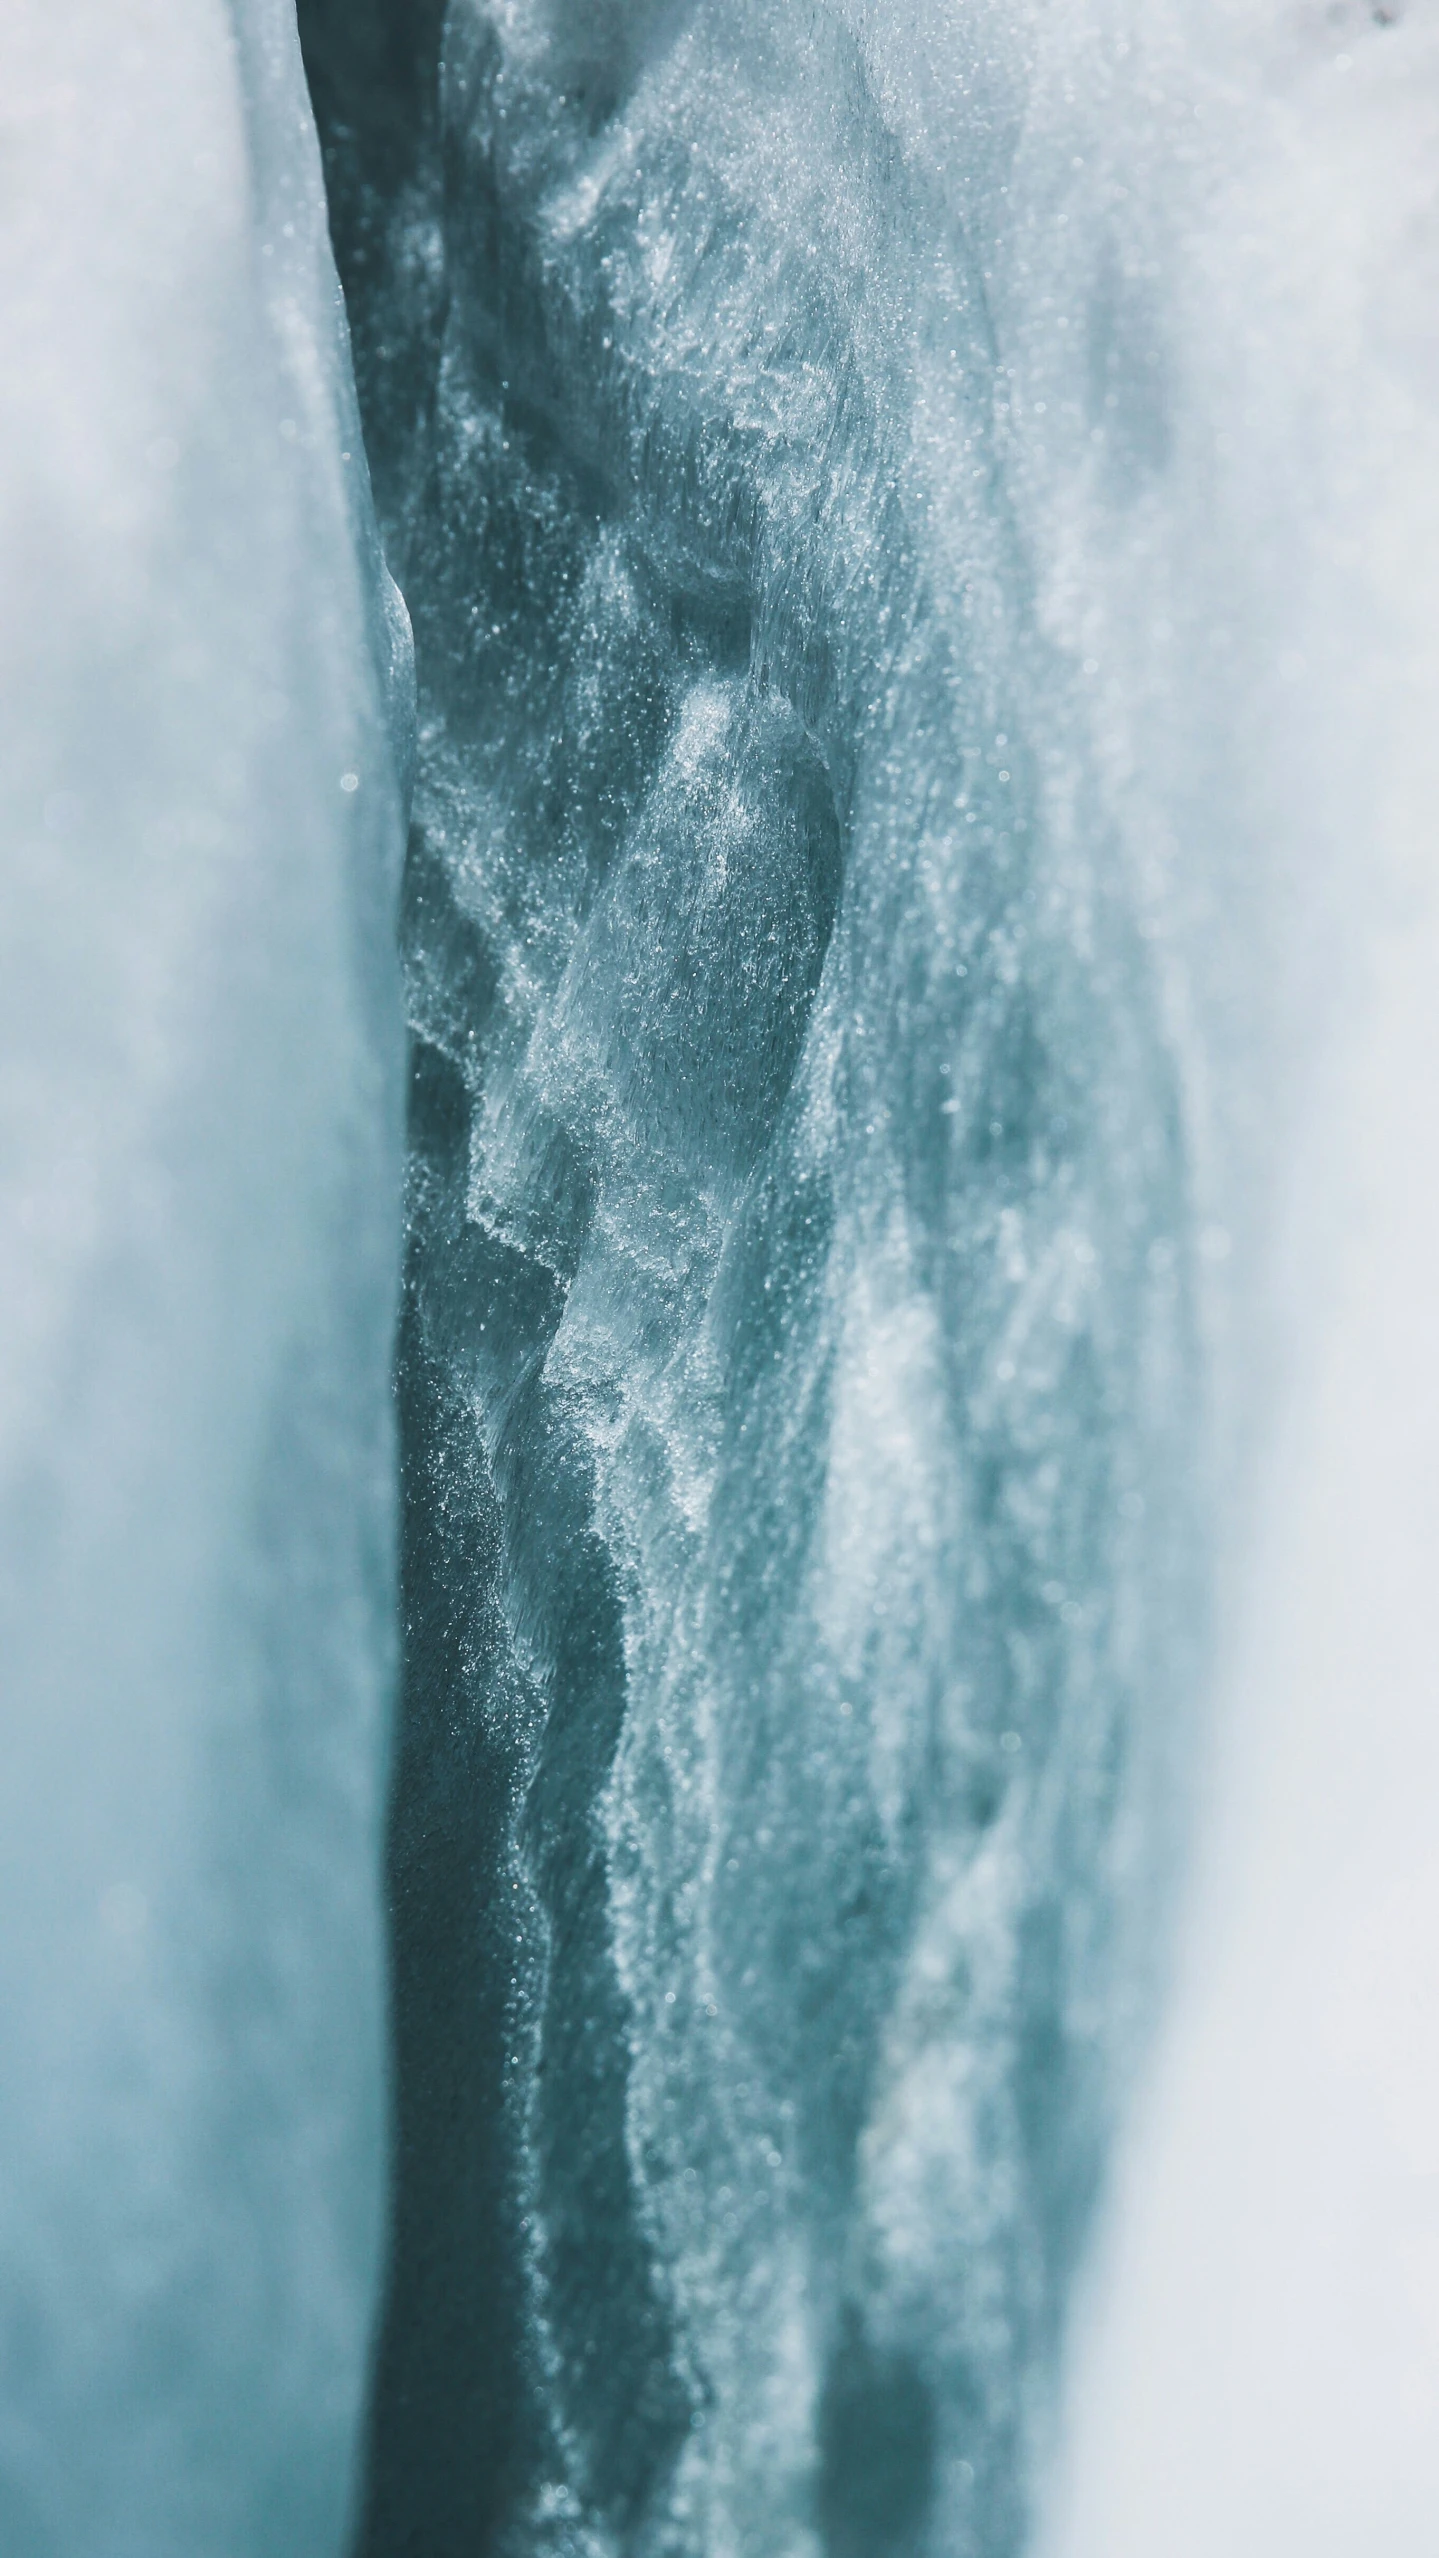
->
[304,2,1439,2550]
[309,6,1198,2551]
[6,0,1437,2548]
[0,5,408,2552]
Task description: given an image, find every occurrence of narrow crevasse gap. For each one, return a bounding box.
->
[298,8,1202,2555]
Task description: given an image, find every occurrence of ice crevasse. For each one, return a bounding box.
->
[4,3,1439,2557]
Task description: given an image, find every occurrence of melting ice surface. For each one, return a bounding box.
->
[5,0,1439,2554]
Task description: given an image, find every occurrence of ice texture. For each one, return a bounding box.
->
[305,8,1202,2553]
[5,0,1434,2550]
[304,2,1439,2552]
[0,6,408,2553]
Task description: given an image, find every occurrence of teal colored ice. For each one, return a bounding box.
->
[6,4,1439,2554]
[304,9,1198,2552]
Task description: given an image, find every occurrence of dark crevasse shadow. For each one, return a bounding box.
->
[302,18,705,2548]
[299,20,547,2553]
[362,1270,542,2555]
[298,0,449,559]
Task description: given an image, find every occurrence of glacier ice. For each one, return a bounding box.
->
[6,0,1439,2552]
[303,2,1439,2552]
[307,6,1202,2553]
[0,5,408,2553]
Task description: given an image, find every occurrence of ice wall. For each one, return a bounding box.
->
[305,6,1201,2553]
[832,6,1439,2549]
[0,6,408,2552]
[1010,7,1439,2552]
[300,2,1439,2553]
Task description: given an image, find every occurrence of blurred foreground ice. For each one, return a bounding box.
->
[0,6,407,2552]
[302,1,1439,2552]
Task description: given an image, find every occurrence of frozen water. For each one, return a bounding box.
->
[5,0,1438,2551]
[304,3,1439,2553]
[0,5,408,2553]
[308,6,1201,2552]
